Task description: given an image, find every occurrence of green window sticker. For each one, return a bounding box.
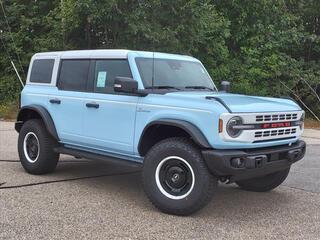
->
[96,71,107,88]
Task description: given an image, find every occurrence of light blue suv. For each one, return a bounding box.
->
[16,50,306,215]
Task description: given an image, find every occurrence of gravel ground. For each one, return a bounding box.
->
[0,121,319,240]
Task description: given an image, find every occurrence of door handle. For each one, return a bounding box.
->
[49,99,61,104]
[86,102,99,109]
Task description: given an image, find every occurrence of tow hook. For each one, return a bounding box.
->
[287,149,302,162]
[230,155,267,169]
[246,155,268,169]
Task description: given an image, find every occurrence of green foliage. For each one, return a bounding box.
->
[0,0,319,118]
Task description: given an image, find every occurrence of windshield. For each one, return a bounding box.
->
[135,57,216,90]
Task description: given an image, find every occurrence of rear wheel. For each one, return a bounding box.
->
[18,119,59,174]
[142,137,217,215]
[236,168,290,192]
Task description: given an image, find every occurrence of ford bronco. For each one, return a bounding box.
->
[16,50,306,215]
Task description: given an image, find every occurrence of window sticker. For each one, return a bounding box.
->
[96,71,107,88]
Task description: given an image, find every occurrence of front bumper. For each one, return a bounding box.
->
[202,140,306,182]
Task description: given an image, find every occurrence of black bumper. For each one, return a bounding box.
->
[202,140,306,182]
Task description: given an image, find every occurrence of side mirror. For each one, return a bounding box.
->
[220,81,231,93]
[114,77,138,93]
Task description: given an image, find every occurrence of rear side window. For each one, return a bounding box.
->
[58,60,90,91]
[30,59,54,83]
[94,60,132,93]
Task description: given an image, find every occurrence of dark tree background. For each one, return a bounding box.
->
[0,0,319,117]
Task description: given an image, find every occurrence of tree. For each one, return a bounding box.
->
[0,0,319,117]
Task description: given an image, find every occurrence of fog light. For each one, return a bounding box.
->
[230,157,245,168]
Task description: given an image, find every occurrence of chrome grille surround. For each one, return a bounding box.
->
[219,111,304,143]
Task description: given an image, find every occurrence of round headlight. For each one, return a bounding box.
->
[226,116,243,138]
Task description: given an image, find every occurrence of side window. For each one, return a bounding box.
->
[30,59,54,83]
[94,60,132,93]
[58,60,90,91]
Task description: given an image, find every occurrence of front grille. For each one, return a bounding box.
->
[256,113,298,122]
[220,111,303,143]
[255,128,297,138]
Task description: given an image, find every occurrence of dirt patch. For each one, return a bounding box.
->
[305,119,320,129]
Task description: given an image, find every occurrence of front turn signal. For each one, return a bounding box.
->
[219,119,223,133]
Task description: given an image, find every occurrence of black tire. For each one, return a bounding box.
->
[18,119,59,174]
[142,137,217,216]
[236,168,290,192]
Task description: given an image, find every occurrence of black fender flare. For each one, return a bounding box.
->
[15,105,59,141]
[138,119,211,153]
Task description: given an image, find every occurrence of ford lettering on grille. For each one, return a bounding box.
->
[262,122,291,129]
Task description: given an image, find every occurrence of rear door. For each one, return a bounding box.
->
[82,59,139,155]
[48,59,90,146]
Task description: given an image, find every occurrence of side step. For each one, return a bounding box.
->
[55,147,142,169]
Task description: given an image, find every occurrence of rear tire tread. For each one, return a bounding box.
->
[18,119,59,174]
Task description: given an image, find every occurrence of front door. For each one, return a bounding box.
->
[82,59,139,155]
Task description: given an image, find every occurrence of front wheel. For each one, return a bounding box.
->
[142,137,217,216]
[236,168,290,192]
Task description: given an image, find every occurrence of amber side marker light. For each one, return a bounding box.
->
[219,119,223,133]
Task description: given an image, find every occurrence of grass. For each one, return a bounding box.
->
[0,102,320,129]
[0,102,19,120]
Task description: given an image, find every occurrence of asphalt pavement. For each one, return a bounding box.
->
[0,121,319,240]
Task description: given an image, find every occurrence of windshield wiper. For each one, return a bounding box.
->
[146,86,180,90]
[185,86,214,91]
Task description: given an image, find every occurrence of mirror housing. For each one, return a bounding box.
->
[114,77,138,93]
[220,81,231,93]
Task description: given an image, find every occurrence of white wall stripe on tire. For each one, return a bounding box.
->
[23,132,40,163]
[155,156,195,200]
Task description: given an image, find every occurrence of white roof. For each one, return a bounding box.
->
[32,49,198,61]
[33,49,130,59]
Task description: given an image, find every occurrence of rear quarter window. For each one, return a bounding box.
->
[29,59,55,83]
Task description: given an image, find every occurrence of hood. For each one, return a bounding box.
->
[165,91,301,113]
